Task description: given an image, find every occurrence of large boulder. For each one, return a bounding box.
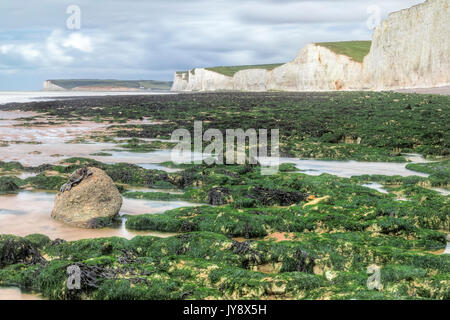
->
[51,167,122,228]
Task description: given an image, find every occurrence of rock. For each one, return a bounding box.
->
[0,176,20,193]
[23,234,51,249]
[59,166,93,192]
[295,248,315,273]
[50,238,66,246]
[207,187,232,205]
[249,186,309,206]
[51,167,122,228]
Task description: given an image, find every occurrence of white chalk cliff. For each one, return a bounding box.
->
[172,0,449,92]
[43,80,66,91]
[363,0,449,89]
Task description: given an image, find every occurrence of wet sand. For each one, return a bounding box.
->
[0,287,43,300]
[0,110,181,167]
[395,86,450,95]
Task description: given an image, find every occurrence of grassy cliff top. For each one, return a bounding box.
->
[49,79,172,90]
[205,63,285,77]
[177,63,284,78]
[315,41,372,63]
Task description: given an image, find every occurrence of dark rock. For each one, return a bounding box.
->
[248,186,309,206]
[180,220,198,232]
[295,248,315,274]
[0,176,20,193]
[71,262,115,290]
[0,235,45,267]
[50,238,66,246]
[208,187,232,205]
[230,240,263,268]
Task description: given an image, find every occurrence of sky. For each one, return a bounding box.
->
[0,0,425,90]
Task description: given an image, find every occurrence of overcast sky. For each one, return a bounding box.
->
[0,0,424,90]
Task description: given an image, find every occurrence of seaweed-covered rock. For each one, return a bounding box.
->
[0,235,45,267]
[51,167,122,228]
[249,186,309,206]
[59,166,93,193]
[23,234,51,249]
[230,240,263,267]
[294,249,315,274]
[207,187,232,205]
[50,238,66,246]
[0,176,20,194]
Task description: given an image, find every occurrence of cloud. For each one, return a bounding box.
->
[0,29,96,69]
[62,32,93,53]
[0,43,41,62]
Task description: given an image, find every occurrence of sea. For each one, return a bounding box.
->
[0,91,174,105]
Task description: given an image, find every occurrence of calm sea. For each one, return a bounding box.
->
[0,91,173,105]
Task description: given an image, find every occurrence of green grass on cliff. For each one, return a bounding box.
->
[176,41,371,77]
[177,64,285,78]
[205,64,285,77]
[315,41,372,63]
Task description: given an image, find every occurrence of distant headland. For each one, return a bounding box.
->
[43,79,173,92]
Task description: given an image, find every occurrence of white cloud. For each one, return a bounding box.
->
[63,32,93,53]
[0,43,41,62]
[0,30,95,68]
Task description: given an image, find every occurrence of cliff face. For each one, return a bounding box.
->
[172,69,234,91]
[172,0,449,92]
[171,44,364,92]
[267,44,366,91]
[363,0,449,89]
[43,80,66,91]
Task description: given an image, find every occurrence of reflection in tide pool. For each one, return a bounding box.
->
[138,163,181,173]
[125,186,183,194]
[0,191,196,241]
[431,188,450,196]
[96,150,209,168]
[0,142,117,166]
[0,287,43,300]
[259,157,430,178]
[361,182,389,194]
[121,198,198,216]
